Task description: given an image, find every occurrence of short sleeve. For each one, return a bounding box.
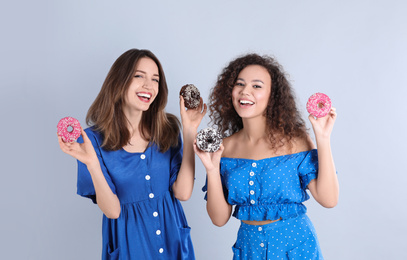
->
[298,149,319,190]
[169,134,183,189]
[76,128,117,204]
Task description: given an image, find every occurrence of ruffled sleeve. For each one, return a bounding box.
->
[169,134,183,189]
[298,149,319,190]
[76,128,117,204]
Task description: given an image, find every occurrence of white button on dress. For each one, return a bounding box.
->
[250,200,255,204]
[252,162,257,167]
[249,181,254,186]
[149,193,154,198]
[156,230,161,235]
[140,154,146,159]
[250,171,255,176]
[153,212,158,217]
[258,227,262,231]
[145,175,151,180]
[250,190,255,195]
[260,243,264,247]
[159,248,164,253]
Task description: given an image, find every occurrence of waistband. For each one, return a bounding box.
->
[239,214,306,232]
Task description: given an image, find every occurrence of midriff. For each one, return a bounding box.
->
[242,218,282,225]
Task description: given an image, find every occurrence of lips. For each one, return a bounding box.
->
[239,99,254,106]
[137,92,152,102]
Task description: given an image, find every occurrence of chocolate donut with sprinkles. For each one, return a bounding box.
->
[180,84,200,109]
[196,127,223,153]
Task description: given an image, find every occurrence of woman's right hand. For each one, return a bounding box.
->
[58,128,99,167]
[193,141,224,173]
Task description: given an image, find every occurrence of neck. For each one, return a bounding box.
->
[123,108,143,136]
[240,116,268,143]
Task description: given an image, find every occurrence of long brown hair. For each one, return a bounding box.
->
[86,49,180,152]
[209,53,307,150]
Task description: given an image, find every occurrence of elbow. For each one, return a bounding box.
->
[320,198,339,208]
[211,219,227,227]
[173,187,193,201]
[175,193,192,201]
[97,196,121,219]
[208,211,229,227]
[322,202,337,208]
[105,208,121,219]
[315,188,339,208]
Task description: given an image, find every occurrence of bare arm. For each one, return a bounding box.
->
[172,96,207,201]
[58,128,121,219]
[307,107,339,208]
[84,162,121,218]
[194,144,233,227]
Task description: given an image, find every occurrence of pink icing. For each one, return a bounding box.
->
[306,93,332,118]
[57,117,81,142]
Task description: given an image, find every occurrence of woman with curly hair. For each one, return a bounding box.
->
[195,53,338,259]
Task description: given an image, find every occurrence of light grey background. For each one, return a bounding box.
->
[1,0,406,259]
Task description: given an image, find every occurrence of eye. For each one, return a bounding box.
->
[235,82,245,87]
[153,78,159,83]
[134,74,143,78]
[253,85,262,89]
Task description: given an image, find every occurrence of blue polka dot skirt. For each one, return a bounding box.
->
[232,214,323,259]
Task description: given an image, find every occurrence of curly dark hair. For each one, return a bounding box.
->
[209,53,308,150]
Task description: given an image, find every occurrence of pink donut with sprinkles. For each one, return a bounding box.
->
[57,117,81,142]
[306,93,332,118]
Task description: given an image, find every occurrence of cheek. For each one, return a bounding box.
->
[152,84,159,95]
[124,89,132,102]
[231,93,238,109]
[151,85,159,102]
[254,92,270,111]
[231,88,239,102]
[258,90,270,102]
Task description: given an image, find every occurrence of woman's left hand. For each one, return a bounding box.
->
[308,107,337,139]
[179,96,207,132]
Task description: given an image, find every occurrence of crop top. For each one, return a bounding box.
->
[202,149,319,221]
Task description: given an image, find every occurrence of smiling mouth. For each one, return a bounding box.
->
[137,93,152,102]
[239,100,254,106]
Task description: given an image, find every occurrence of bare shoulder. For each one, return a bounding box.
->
[222,135,232,146]
[221,133,239,158]
[292,135,316,153]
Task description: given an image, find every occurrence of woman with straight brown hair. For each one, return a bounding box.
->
[58,48,205,259]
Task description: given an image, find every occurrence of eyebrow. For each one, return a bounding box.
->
[135,70,160,77]
[236,78,264,84]
[252,79,264,84]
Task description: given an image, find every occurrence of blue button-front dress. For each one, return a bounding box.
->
[77,127,195,260]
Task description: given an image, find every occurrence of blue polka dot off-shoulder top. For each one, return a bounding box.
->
[203,149,319,221]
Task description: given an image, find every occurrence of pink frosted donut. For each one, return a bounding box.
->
[306,93,332,118]
[57,117,81,142]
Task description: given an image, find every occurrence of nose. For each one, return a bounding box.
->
[143,78,153,89]
[240,84,250,95]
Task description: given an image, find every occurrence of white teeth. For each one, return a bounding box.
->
[137,93,151,99]
[240,100,254,105]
